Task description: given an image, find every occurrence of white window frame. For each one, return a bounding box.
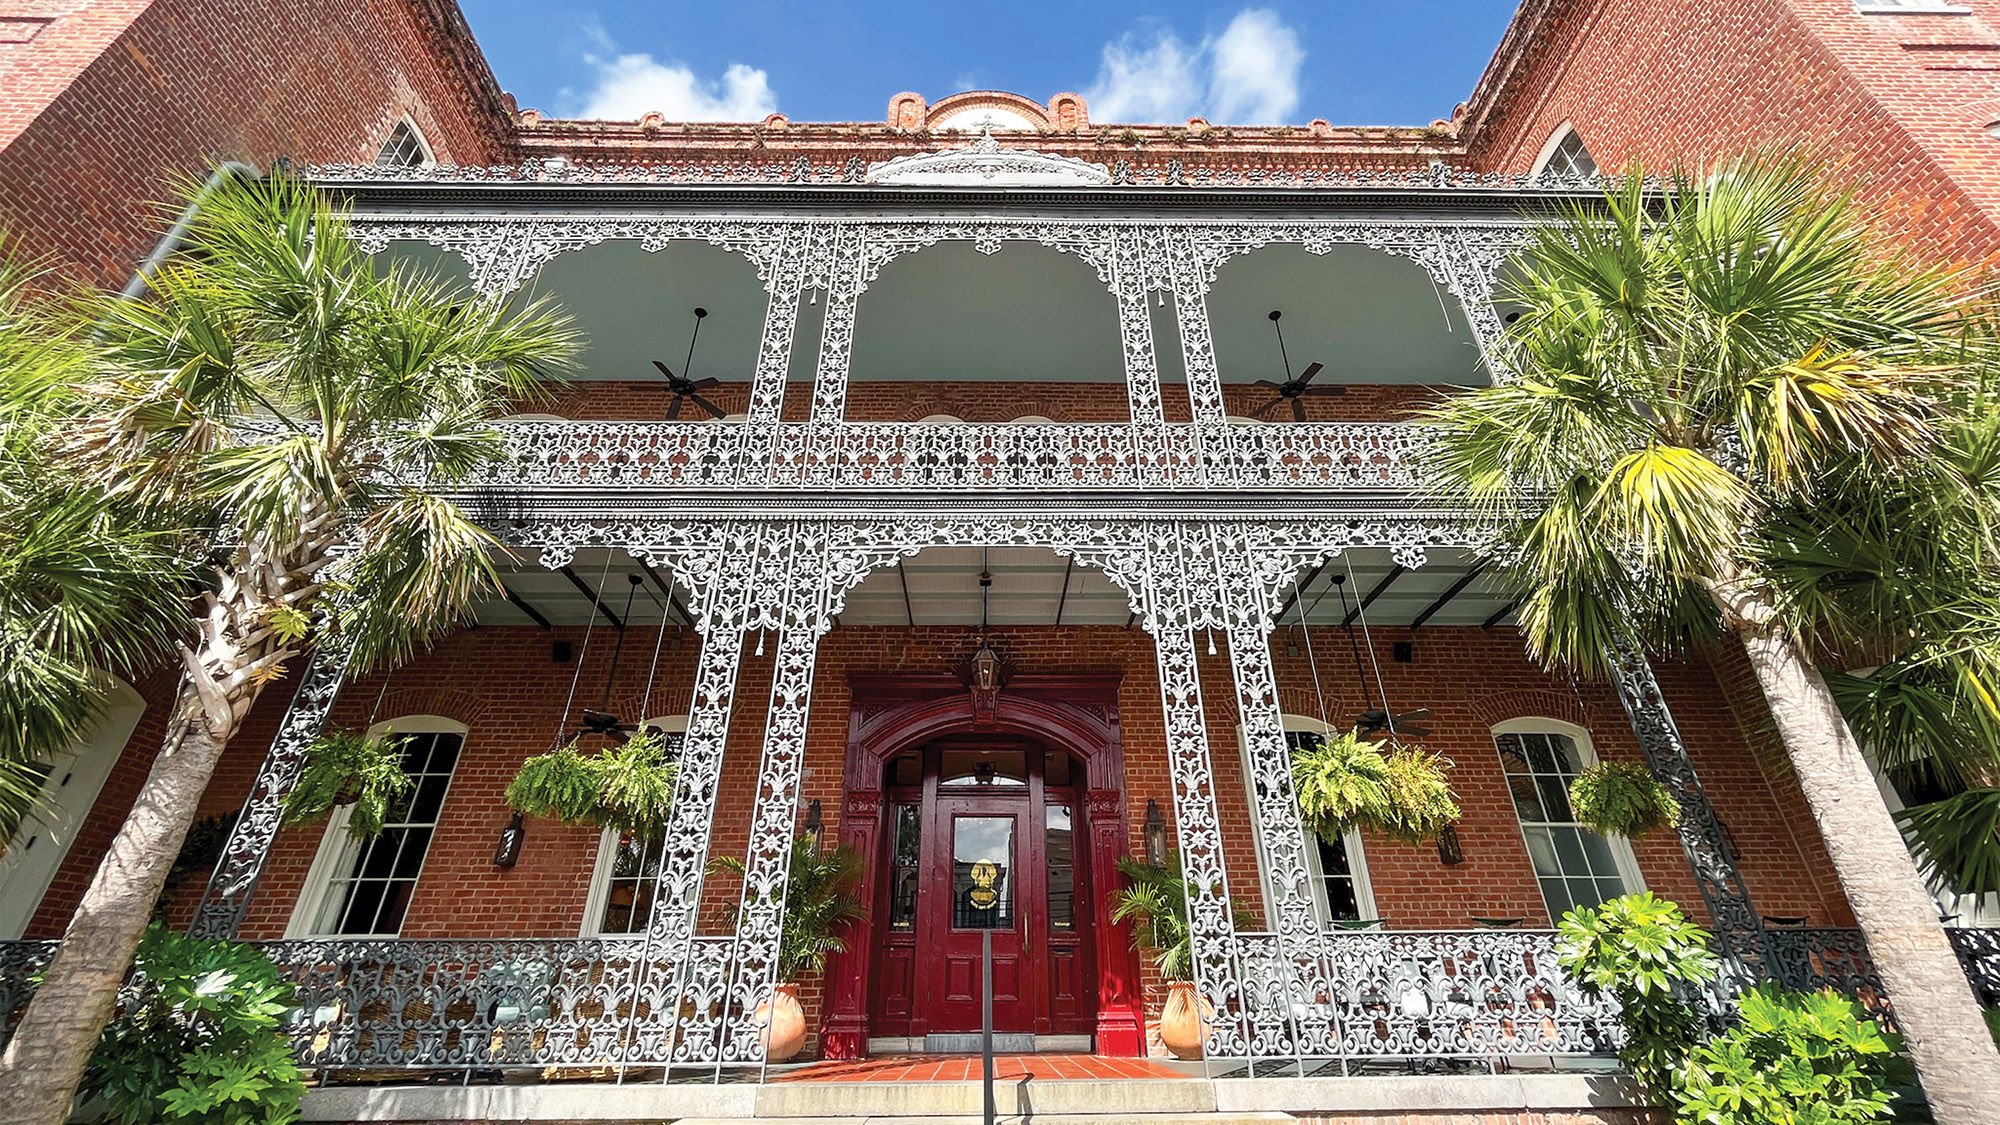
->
[375,116,436,168]
[0,677,146,939]
[286,715,466,938]
[1872,766,2000,927]
[580,715,687,936]
[1529,123,1598,181]
[1492,717,1646,920]
[1239,715,1378,930]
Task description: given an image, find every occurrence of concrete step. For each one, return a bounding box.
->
[672,1104,1296,1112]
[669,1116,1298,1125]
[752,1078,1216,1118]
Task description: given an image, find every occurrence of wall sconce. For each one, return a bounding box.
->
[1143,799,1168,867]
[803,798,824,844]
[493,812,527,868]
[1436,823,1464,866]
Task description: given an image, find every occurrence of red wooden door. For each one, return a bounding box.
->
[868,739,1095,1040]
[928,797,1033,1032]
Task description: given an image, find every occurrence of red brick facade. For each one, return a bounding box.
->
[29,620,1853,1060]
[0,0,511,287]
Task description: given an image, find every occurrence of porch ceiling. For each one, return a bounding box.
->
[467,546,1521,631]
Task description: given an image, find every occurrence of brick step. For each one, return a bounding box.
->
[668,1116,1298,1125]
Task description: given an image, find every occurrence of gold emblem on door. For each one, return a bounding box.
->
[967,859,1000,909]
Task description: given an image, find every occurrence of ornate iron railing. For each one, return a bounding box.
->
[1948,925,2000,1007]
[467,421,1424,492]
[2,927,1991,1076]
[1229,929,1622,1070]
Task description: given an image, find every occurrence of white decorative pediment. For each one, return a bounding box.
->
[866,127,1112,187]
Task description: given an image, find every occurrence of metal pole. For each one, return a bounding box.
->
[982,930,996,1125]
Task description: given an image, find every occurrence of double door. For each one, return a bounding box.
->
[871,739,1093,1038]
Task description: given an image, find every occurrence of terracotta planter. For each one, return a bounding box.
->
[1159,980,1209,1059]
[758,982,808,1062]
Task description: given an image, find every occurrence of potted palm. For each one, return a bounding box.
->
[1110,852,1219,1059]
[709,835,865,1062]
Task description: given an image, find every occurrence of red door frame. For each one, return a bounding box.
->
[821,674,1145,1058]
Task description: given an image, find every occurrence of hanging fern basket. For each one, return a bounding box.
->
[280,729,413,840]
[1568,760,1681,840]
[1289,729,1461,845]
[506,730,678,838]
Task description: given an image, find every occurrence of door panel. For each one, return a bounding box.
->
[869,740,1097,1041]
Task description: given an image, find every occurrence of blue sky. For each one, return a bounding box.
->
[457,2,1520,127]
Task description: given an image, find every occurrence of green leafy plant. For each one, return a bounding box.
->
[1109,852,1257,982]
[81,923,305,1125]
[1556,892,1717,1095]
[1674,984,1902,1125]
[1569,760,1682,840]
[1111,853,1199,982]
[504,739,601,823]
[709,835,866,981]
[278,729,412,840]
[505,731,678,837]
[1289,729,1460,845]
[1897,786,2000,898]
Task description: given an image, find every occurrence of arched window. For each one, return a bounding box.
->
[375,118,435,168]
[582,716,686,935]
[1241,716,1378,928]
[913,413,964,425]
[1491,718,1643,921]
[0,678,145,939]
[1531,125,1598,182]
[289,716,467,937]
[493,413,567,423]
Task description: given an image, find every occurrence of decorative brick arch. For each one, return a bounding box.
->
[1468,688,1587,732]
[821,674,1143,1058]
[362,685,493,728]
[922,90,1055,131]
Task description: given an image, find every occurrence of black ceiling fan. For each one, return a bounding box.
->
[1253,309,1346,422]
[1327,572,1432,740]
[1353,707,1433,739]
[651,307,725,420]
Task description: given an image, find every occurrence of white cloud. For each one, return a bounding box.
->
[1083,22,1203,125]
[1084,8,1305,126]
[569,30,777,122]
[1208,9,1303,125]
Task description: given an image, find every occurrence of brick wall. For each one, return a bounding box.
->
[0,0,511,288]
[33,619,1849,1056]
[1463,0,2000,265]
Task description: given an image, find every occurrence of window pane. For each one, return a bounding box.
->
[951,816,1015,928]
[1524,734,1559,775]
[1581,831,1619,872]
[1508,776,1546,822]
[1523,827,1561,876]
[889,804,921,932]
[940,750,1027,787]
[1551,827,1589,875]
[1046,805,1074,930]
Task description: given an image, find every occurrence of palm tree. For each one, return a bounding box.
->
[0,254,188,855]
[0,172,576,1124]
[1421,155,2000,1122]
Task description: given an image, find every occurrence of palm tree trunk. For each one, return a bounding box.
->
[0,679,232,1125]
[1734,615,2000,1123]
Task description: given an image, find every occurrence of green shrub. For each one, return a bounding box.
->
[1674,984,1901,1125]
[279,729,412,839]
[507,730,677,837]
[1290,729,1460,845]
[83,923,305,1125]
[1556,892,1717,1095]
[1568,760,1681,840]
